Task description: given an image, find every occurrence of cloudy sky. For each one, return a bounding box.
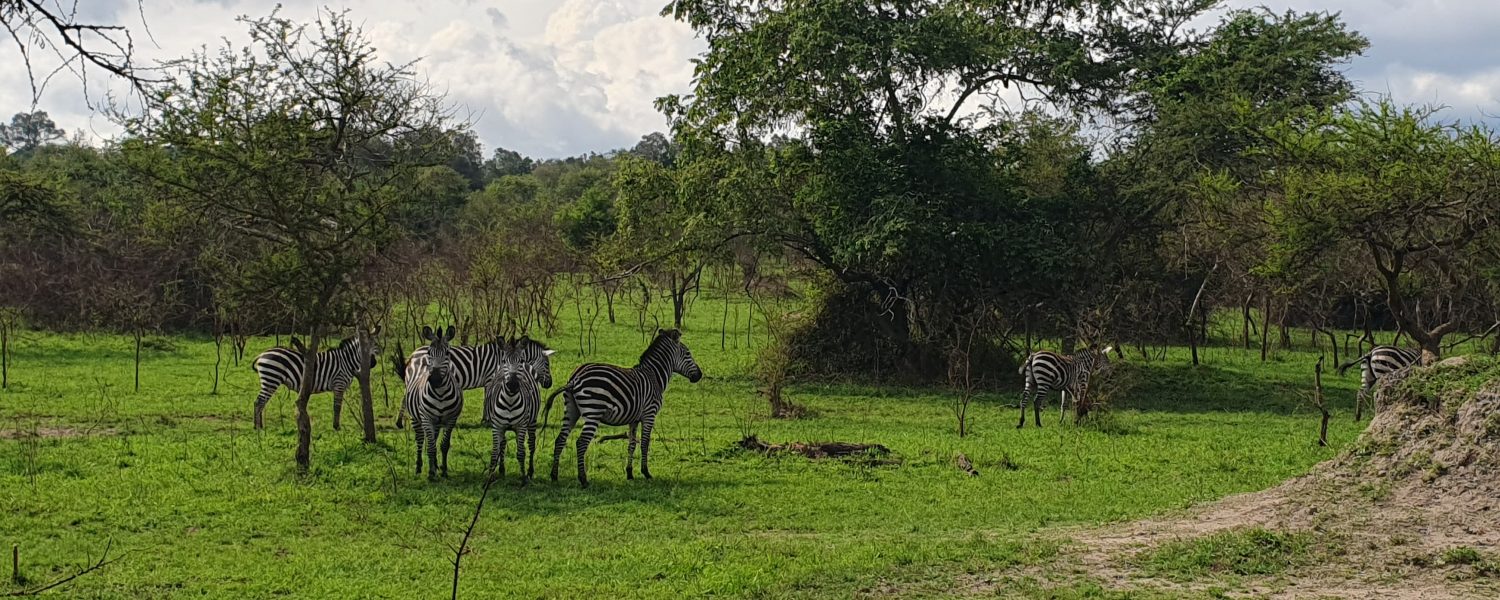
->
[4,0,1499,158]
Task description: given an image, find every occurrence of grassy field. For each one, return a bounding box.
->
[0,297,1385,598]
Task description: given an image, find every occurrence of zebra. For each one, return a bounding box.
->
[1339,345,1420,419]
[402,325,462,481]
[544,328,703,487]
[395,337,509,428]
[1017,346,1112,428]
[483,336,555,484]
[251,327,380,430]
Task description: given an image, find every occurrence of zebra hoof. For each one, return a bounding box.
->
[626,471,634,480]
[642,471,652,480]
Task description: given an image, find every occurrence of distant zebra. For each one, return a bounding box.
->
[396,337,509,428]
[1017,346,1112,428]
[251,327,380,430]
[544,329,703,487]
[1339,345,1420,419]
[402,325,462,480]
[484,336,555,484]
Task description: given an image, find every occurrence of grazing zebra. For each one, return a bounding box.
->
[545,329,703,487]
[396,337,510,428]
[484,336,555,484]
[1339,345,1420,418]
[403,325,462,480]
[251,327,380,430]
[1017,346,1112,428]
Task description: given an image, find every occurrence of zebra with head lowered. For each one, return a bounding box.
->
[251,327,380,430]
[544,328,703,487]
[401,325,462,481]
[1017,346,1112,428]
[396,336,510,428]
[1339,345,1420,419]
[484,335,554,484]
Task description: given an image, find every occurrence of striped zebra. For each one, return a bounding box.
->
[544,329,703,487]
[402,325,462,480]
[1017,346,1112,428]
[484,336,555,484]
[251,327,380,430]
[1339,345,1419,419]
[396,337,509,428]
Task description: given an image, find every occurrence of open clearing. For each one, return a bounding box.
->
[0,303,1433,598]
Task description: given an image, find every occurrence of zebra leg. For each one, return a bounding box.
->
[489,426,504,476]
[575,419,599,488]
[1017,384,1031,429]
[1034,388,1046,428]
[515,427,529,486]
[526,426,538,481]
[253,382,277,430]
[439,426,455,478]
[626,422,639,480]
[424,421,440,481]
[640,415,657,480]
[550,402,579,482]
[413,420,425,476]
[333,388,344,431]
[1059,390,1068,425]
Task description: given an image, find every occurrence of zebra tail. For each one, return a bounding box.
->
[391,341,407,383]
[540,385,569,432]
[1337,353,1370,377]
[1018,354,1031,376]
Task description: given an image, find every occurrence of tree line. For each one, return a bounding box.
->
[5,2,1500,466]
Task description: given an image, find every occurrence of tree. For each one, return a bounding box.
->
[660,0,1221,378]
[1256,101,1500,364]
[484,147,534,179]
[630,132,676,167]
[122,9,459,466]
[2,0,153,103]
[0,111,65,153]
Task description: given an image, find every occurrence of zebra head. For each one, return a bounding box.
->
[1079,345,1113,374]
[360,325,383,369]
[421,325,456,386]
[513,334,555,389]
[659,328,703,383]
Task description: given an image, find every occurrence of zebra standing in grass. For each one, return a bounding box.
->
[484,336,555,483]
[1339,345,1420,419]
[396,336,509,428]
[544,329,703,487]
[1017,346,1112,428]
[402,325,462,480]
[251,327,380,430]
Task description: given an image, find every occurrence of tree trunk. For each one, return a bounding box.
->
[1278,307,1292,350]
[604,285,616,324]
[1324,327,1340,367]
[358,328,377,444]
[1418,336,1442,366]
[1,321,8,390]
[1187,321,1199,366]
[1259,295,1271,362]
[294,323,324,471]
[212,331,222,396]
[1242,294,1254,349]
[134,327,143,392]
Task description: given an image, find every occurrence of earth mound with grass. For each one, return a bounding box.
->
[977,356,1500,598]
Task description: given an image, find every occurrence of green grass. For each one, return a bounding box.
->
[1134,528,1318,581]
[0,297,1371,597]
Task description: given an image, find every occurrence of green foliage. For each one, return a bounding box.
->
[0,110,66,154]
[1135,528,1318,580]
[0,303,1366,597]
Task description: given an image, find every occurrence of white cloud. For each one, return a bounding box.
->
[6,1,1500,157]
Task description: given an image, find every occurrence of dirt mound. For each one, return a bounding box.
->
[986,357,1500,598]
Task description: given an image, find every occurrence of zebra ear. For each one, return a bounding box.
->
[370,325,381,337]
[421,326,434,341]
[290,337,306,353]
[1102,345,1114,354]
[543,349,556,356]
[444,325,455,341]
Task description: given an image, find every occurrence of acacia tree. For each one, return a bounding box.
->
[1256,101,1500,364]
[122,9,459,467]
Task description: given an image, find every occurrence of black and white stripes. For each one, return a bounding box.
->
[1017,346,1111,428]
[1339,345,1419,417]
[399,337,508,427]
[545,328,703,487]
[484,336,555,484]
[251,328,379,430]
[405,325,462,480]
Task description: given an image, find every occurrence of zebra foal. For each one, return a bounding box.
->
[545,328,703,488]
[251,327,380,430]
[1017,346,1111,428]
[484,335,554,484]
[1339,345,1419,419]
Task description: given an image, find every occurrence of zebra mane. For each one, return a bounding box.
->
[637,329,681,367]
